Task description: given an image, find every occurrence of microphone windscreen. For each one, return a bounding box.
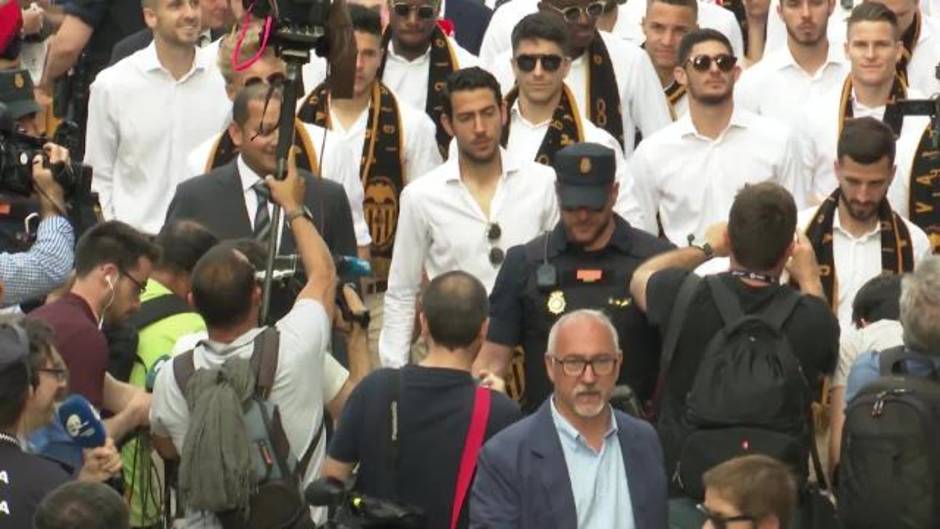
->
[56,394,106,448]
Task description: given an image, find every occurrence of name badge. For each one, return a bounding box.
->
[576,269,603,283]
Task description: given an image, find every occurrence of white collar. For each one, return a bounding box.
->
[774,41,846,74]
[236,155,264,193]
[386,41,433,64]
[833,205,882,240]
[676,105,749,140]
[137,40,209,78]
[441,147,521,183]
[509,98,553,128]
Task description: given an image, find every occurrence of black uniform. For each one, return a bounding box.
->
[0,439,70,527]
[487,217,673,412]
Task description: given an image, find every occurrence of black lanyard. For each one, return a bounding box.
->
[730,269,778,284]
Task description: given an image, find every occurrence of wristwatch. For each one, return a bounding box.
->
[686,234,715,259]
[286,206,314,225]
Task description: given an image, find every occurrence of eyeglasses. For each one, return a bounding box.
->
[391,2,436,19]
[549,355,617,377]
[543,1,606,22]
[514,53,564,73]
[686,53,737,72]
[486,222,504,265]
[244,72,287,88]
[118,267,147,297]
[696,503,755,529]
[37,367,68,382]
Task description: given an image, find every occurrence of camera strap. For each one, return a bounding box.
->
[385,369,402,492]
[450,386,491,529]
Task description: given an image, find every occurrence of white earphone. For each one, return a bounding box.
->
[105,275,115,289]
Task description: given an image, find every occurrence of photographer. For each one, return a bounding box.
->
[0,68,74,307]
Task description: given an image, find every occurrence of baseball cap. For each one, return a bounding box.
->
[0,322,31,378]
[0,68,40,121]
[553,143,616,210]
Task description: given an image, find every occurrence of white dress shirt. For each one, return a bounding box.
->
[735,43,849,130]
[796,79,931,210]
[479,0,539,67]
[797,205,931,329]
[381,37,479,114]
[379,149,559,367]
[187,122,372,247]
[85,42,230,233]
[614,0,745,59]
[490,31,672,157]
[835,319,904,387]
[628,107,808,244]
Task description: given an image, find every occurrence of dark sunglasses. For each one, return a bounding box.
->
[686,53,737,72]
[544,1,606,22]
[487,223,504,265]
[391,3,436,19]
[244,72,287,88]
[514,53,564,73]
[696,503,755,529]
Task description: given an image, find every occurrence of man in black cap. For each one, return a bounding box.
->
[473,142,673,413]
[0,67,41,134]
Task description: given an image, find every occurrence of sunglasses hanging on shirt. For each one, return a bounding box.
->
[487,223,504,266]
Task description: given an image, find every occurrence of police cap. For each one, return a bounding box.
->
[553,142,615,210]
[0,68,40,121]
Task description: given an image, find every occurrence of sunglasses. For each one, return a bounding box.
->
[543,1,606,22]
[487,223,504,265]
[514,53,564,73]
[696,503,755,529]
[391,3,436,19]
[244,72,287,88]
[686,53,737,72]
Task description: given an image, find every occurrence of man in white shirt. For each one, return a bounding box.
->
[488,0,673,157]
[186,24,371,251]
[84,0,230,233]
[799,117,931,330]
[639,0,698,118]
[150,150,338,527]
[379,67,559,368]
[798,3,932,209]
[629,29,808,246]
[297,5,444,356]
[735,0,849,129]
[503,12,633,212]
[615,0,744,59]
[379,0,479,156]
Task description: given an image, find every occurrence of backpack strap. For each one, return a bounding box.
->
[705,275,746,325]
[659,272,703,374]
[250,327,280,399]
[759,289,802,331]
[877,345,940,380]
[127,294,192,331]
[450,386,491,529]
[172,349,197,395]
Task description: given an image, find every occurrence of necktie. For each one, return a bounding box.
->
[251,181,272,241]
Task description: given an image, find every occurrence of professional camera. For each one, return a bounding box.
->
[306,477,426,529]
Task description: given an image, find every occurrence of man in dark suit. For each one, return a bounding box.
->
[165,82,357,266]
[444,0,492,56]
[470,308,667,529]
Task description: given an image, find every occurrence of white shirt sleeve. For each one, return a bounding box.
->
[624,145,660,235]
[85,78,118,220]
[322,354,349,404]
[326,142,371,247]
[779,127,811,209]
[834,326,862,388]
[149,359,189,450]
[379,184,429,367]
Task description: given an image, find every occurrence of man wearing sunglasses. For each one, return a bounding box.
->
[471,309,667,529]
[487,0,672,157]
[698,455,799,529]
[628,29,809,248]
[380,67,558,368]
[639,0,699,119]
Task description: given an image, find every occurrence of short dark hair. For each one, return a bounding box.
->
[232,83,281,127]
[74,221,161,277]
[0,321,32,430]
[648,0,698,19]
[847,2,900,38]
[421,271,489,350]
[511,13,570,56]
[727,182,797,271]
[703,455,798,529]
[34,481,130,529]
[190,244,257,328]
[837,117,897,166]
[677,28,732,66]
[349,3,383,37]
[155,221,219,275]
[442,67,503,118]
[852,273,902,327]
[20,317,57,389]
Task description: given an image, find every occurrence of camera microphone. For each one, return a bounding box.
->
[57,394,107,449]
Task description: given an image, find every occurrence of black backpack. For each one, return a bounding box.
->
[663,275,820,499]
[838,346,940,529]
[105,293,191,382]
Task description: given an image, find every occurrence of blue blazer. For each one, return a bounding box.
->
[470,400,667,529]
[444,0,492,56]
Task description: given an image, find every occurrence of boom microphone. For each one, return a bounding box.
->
[56,394,107,448]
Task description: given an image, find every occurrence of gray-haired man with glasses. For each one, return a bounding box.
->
[471,308,667,529]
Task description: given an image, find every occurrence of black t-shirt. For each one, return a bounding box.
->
[0,442,70,528]
[329,366,521,529]
[63,0,145,73]
[646,269,839,467]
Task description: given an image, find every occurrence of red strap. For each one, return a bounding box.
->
[450,386,491,529]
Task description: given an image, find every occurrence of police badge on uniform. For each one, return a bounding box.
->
[547,290,566,315]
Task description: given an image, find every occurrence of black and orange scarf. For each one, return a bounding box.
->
[898,12,921,88]
[297,81,405,280]
[204,120,319,176]
[805,188,915,310]
[501,84,586,165]
[585,32,624,149]
[837,74,908,136]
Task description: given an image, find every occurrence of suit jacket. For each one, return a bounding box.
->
[470,400,668,529]
[444,0,492,56]
[164,160,357,257]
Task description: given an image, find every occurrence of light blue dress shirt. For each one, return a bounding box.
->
[550,398,635,529]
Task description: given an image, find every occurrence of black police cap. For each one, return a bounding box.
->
[553,143,616,210]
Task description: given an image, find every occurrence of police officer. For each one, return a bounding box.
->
[474,142,674,413]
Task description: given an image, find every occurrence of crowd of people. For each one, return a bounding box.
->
[0,0,939,527]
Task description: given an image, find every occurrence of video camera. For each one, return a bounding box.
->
[306,477,427,529]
